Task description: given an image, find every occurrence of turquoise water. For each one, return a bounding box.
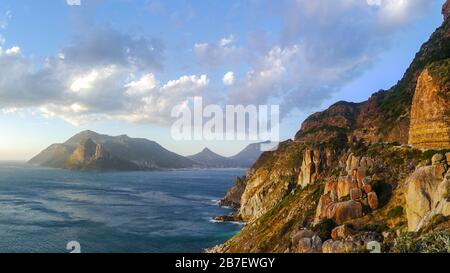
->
[0,162,244,253]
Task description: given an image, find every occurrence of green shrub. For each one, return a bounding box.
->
[387,206,404,218]
[393,230,450,253]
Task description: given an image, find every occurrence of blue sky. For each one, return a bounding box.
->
[0,0,446,160]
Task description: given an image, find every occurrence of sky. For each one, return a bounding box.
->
[0,0,446,160]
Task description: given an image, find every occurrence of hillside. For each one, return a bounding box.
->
[210,3,450,253]
[29,130,198,171]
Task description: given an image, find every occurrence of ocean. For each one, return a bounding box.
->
[0,162,244,253]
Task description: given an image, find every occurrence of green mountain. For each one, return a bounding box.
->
[29,130,198,171]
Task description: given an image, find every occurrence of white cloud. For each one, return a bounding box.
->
[125,73,158,96]
[222,71,235,86]
[0,27,185,126]
[0,11,12,29]
[194,35,243,68]
[5,46,21,55]
[224,0,433,117]
[66,0,81,6]
[228,46,300,105]
[366,0,382,6]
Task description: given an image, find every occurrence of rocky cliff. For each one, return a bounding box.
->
[211,2,450,253]
[408,59,450,149]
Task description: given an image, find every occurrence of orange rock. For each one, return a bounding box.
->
[337,176,351,199]
[352,169,358,181]
[315,194,333,221]
[363,183,372,194]
[324,178,338,195]
[357,168,365,188]
[350,188,362,201]
[331,225,353,240]
[349,177,359,191]
[408,61,450,149]
[368,192,379,210]
[330,200,363,224]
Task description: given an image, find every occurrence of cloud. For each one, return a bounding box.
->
[374,0,433,28]
[0,27,198,126]
[194,35,244,68]
[222,71,235,86]
[0,11,12,29]
[37,73,209,126]
[225,0,433,117]
[0,0,437,126]
[228,46,301,106]
[66,0,81,6]
[59,26,164,71]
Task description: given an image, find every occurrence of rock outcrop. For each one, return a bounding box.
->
[291,229,322,253]
[237,141,303,221]
[408,59,450,149]
[297,147,335,188]
[406,153,450,231]
[314,153,377,224]
[219,176,247,209]
[444,0,450,21]
[322,232,382,253]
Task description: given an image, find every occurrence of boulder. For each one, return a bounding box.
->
[322,239,361,253]
[297,235,322,253]
[315,194,333,223]
[363,183,372,194]
[324,178,338,197]
[345,154,373,174]
[292,229,316,246]
[337,175,352,199]
[406,159,449,231]
[367,192,379,210]
[327,200,363,224]
[292,230,322,253]
[331,225,353,240]
[350,188,362,201]
[432,153,445,165]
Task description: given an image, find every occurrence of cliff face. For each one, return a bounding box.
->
[212,3,450,253]
[444,0,450,21]
[408,59,450,149]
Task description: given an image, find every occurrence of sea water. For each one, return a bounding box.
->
[0,162,244,253]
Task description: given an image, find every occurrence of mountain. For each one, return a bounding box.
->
[209,3,450,253]
[188,148,236,168]
[187,142,268,168]
[29,130,198,171]
[229,141,270,167]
